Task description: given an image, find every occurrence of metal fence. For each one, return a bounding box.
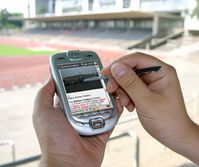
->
[0,132,140,167]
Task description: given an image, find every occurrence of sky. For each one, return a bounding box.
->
[0,0,28,14]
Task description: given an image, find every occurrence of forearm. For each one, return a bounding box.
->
[178,122,199,164]
[165,120,199,164]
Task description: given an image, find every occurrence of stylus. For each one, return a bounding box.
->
[84,66,162,82]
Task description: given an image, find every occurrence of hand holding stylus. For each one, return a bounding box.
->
[101,52,199,165]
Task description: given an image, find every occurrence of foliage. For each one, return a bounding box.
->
[0,44,56,57]
[192,0,199,18]
[0,9,23,29]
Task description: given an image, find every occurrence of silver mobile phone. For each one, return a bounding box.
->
[49,50,118,136]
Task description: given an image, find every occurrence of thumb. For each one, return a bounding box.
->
[34,78,55,115]
[111,63,152,106]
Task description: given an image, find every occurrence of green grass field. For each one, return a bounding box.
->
[0,44,56,56]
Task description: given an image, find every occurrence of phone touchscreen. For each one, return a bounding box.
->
[58,62,113,116]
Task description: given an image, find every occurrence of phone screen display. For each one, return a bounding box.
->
[58,62,113,115]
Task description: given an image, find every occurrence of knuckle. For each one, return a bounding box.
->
[167,64,177,75]
[133,52,148,57]
[168,64,176,71]
[127,102,134,112]
[134,51,144,56]
[122,96,130,106]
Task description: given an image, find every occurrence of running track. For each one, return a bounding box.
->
[0,37,125,90]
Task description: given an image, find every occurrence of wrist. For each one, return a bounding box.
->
[39,152,101,167]
[39,154,76,167]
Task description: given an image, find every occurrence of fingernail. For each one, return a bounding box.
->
[111,63,126,77]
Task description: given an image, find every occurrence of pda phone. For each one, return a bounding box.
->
[49,50,118,135]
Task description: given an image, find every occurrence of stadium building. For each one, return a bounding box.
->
[23,0,198,49]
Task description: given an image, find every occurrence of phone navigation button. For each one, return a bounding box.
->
[89,118,105,129]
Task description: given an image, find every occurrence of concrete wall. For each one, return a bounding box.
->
[153,15,184,36]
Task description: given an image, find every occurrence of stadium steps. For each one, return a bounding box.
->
[128,31,184,50]
[23,28,152,49]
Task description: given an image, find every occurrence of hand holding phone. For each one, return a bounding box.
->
[49,50,119,136]
[33,78,123,167]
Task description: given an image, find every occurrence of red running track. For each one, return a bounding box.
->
[0,37,125,90]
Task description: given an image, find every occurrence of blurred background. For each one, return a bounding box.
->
[0,0,199,166]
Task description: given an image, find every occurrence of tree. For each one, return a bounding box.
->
[0,9,9,29]
[0,9,23,29]
[192,0,199,18]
